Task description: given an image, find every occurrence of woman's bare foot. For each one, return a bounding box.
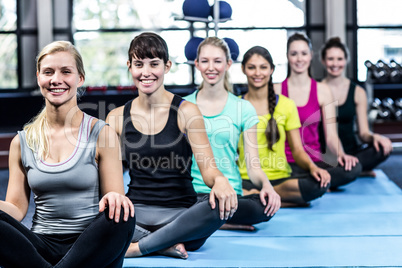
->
[220,223,256,231]
[125,242,143,258]
[157,243,188,259]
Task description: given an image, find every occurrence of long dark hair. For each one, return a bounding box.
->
[286,32,313,77]
[242,46,279,150]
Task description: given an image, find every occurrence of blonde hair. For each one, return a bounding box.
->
[24,41,85,159]
[196,36,233,93]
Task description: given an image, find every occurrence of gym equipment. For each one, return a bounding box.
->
[184,37,204,61]
[392,97,402,120]
[395,98,402,109]
[365,60,388,84]
[389,59,402,83]
[376,60,391,83]
[223,37,239,61]
[369,98,391,120]
[211,1,232,19]
[182,0,211,19]
[381,97,397,119]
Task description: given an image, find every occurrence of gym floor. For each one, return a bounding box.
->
[0,151,401,267]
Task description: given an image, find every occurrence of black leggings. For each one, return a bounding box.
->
[133,195,225,255]
[197,193,274,226]
[352,144,389,171]
[0,209,135,268]
[226,194,274,225]
[243,176,328,203]
[289,161,362,189]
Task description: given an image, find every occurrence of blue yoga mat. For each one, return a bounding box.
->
[123,169,402,267]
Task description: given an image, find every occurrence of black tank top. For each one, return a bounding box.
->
[338,82,358,154]
[122,95,196,207]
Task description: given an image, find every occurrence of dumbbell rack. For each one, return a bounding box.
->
[365,71,402,144]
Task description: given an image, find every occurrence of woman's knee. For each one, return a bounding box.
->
[98,208,136,237]
[298,179,329,202]
[195,195,225,224]
[345,162,363,180]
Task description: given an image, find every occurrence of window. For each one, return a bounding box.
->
[356,0,402,81]
[0,0,18,89]
[73,0,191,87]
[73,0,308,88]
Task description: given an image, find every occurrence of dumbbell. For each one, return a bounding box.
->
[389,60,402,83]
[382,97,402,120]
[394,98,402,120]
[365,60,388,83]
[369,98,390,120]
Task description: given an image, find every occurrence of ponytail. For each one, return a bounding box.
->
[265,77,279,150]
[242,46,279,150]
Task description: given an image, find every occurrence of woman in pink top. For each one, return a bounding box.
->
[273,33,362,189]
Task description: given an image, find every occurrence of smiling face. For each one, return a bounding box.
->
[242,54,274,90]
[195,44,231,87]
[128,56,171,95]
[287,40,312,75]
[322,47,347,78]
[37,51,84,107]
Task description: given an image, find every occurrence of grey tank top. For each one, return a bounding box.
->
[18,113,106,234]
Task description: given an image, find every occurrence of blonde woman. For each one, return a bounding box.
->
[0,41,135,267]
[185,37,281,231]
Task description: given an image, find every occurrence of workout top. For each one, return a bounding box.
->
[281,78,322,162]
[338,82,358,154]
[238,94,301,181]
[184,90,259,195]
[19,113,104,235]
[122,95,196,208]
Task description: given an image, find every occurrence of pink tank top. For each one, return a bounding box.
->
[281,78,322,162]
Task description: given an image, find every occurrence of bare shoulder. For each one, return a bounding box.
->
[355,84,366,95]
[98,123,118,140]
[9,134,22,164]
[105,105,125,136]
[316,81,334,106]
[178,99,202,118]
[354,84,367,104]
[10,134,21,151]
[177,99,205,133]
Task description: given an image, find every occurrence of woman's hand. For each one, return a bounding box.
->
[259,183,281,217]
[99,192,135,223]
[209,176,238,220]
[373,134,393,155]
[338,153,359,171]
[310,165,331,188]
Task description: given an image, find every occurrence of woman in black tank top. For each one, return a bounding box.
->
[106,32,237,259]
[321,37,392,176]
